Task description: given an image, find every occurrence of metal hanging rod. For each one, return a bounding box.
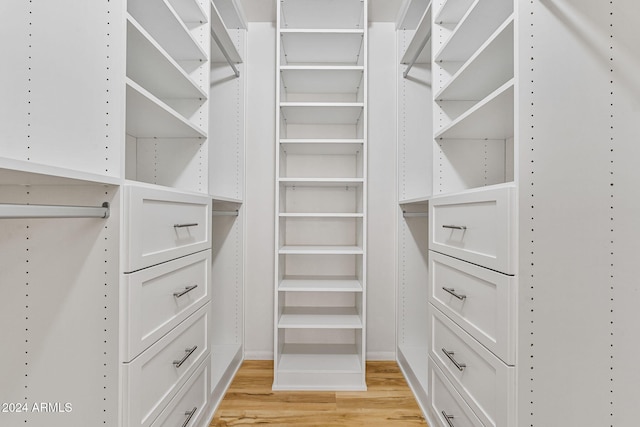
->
[403,28,432,79]
[211,29,240,78]
[0,202,110,219]
[212,210,239,216]
[403,211,428,218]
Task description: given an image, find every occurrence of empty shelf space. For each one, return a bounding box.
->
[280,30,364,65]
[279,245,363,255]
[401,2,432,65]
[210,0,243,64]
[278,344,362,373]
[436,17,513,101]
[128,0,207,62]
[281,66,364,95]
[279,178,364,187]
[280,103,364,125]
[436,79,514,140]
[127,16,206,100]
[278,307,363,329]
[435,0,513,63]
[279,277,363,292]
[435,0,475,24]
[280,0,364,30]
[280,140,364,155]
[126,79,207,138]
[171,0,208,22]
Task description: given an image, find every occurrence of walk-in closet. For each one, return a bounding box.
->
[1,0,639,426]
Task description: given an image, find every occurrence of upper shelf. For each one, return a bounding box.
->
[280,30,364,65]
[210,0,242,64]
[168,0,208,23]
[0,158,121,186]
[280,66,364,95]
[280,103,364,125]
[435,0,474,24]
[128,0,207,63]
[435,0,513,63]
[212,0,247,29]
[280,0,365,30]
[280,140,364,156]
[400,1,432,65]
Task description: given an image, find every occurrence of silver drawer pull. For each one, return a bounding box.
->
[173,346,198,368]
[442,287,466,301]
[441,410,456,427]
[174,223,198,228]
[174,285,198,298]
[181,407,197,427]
[442,225,466,230]
[442,348,466,371]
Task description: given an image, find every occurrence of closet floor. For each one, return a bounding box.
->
[209,360,427,426]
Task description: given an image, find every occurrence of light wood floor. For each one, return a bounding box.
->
[209,360,428,426]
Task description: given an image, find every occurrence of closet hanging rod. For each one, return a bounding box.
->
[210,29,240,78]
[403,211,428,218]
[403,28,432,79]
[0,202,110,219]
[212,210,239,216]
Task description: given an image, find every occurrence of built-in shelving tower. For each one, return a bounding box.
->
[274,0,368,390]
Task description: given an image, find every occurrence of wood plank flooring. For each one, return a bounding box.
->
[209,360,428,426]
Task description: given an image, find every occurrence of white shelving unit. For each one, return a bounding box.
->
[274,0,368,391]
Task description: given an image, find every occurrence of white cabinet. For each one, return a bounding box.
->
[273,0,368,391]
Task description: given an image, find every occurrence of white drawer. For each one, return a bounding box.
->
[123,304,209,427]
[428,358,484,427]
[429,185,515,274]
[429,251,516,365]
[125,184,211,272]
[122,251,211,361]
[152,356,210,427]
[430,308,515,427]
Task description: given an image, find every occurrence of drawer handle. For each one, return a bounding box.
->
[174,285,198,298]
[442,348,466,371]
[442,225,466,230]
[442,287,466,301]
[181,407,197,427]
[441,410,456,427]
[174,223,199,228]
[173,346,198,368]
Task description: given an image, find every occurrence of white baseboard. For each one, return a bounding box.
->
[244,350,274,360]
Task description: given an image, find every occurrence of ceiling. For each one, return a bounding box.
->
[238,0,405,22]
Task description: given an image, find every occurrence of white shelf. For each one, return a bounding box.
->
[435,0,474,24]
[430,181,516,200]
[211,194,243,204]
[280,66,364,94]
[279,245,363,255]
[127,16,207,100]
[211,0,247,30]
[126,79,207,138]
[278,178,364,187]
[280,0,364,30]
[435,0,513,62]
[278,344,362,373]
[278,307,363,329]
[436,17,513,101]
[169,0,208,23]
[280,103,364,125]
[128,0,207,62]
[280,213,363,218]
[435,79,514,140]
[400,2,432,65]
[280,140,363,155]
[398,344,428,392]
[279,277,363,292]
[0,158,121,186]
[399,196,431,205]
[280,30,364,65]
[210,0,242,64]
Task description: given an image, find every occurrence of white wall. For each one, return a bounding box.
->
[243,22,398,360]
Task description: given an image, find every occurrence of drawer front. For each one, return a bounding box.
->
[124,304,209,427]
[152,356,210,427]
[428,359,484,427]
[429,251,516,365]
[430,308,514,427]
[429,185,515,274]
[125,185,211,272]
[123,250,211,361]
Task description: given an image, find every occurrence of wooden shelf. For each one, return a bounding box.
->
[280,30,364,65]
[435,0,474,24]
[278,307,363,329]
[280,66,364,95]
[126,79,207,138]
[400,2,432,65]
[279,0,364,30]
[278,344,362,373]
[128,0,207,63]
[127,16,207,100]
[435,80,514,140]
[279,277,363,292]
[280,140,363,155]
[436,17,513,101]
[210,0,242,64]
[280,103,364,125]
[279,245,363,255]
[278,178,364,187]
[435,0,513,62]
